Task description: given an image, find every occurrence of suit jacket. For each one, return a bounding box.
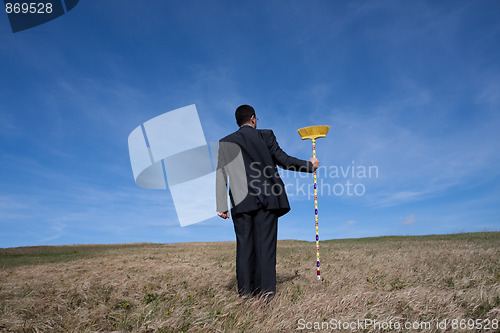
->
[216,125,314,217]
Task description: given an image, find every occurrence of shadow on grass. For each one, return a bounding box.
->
[225,272,300,292]
[277,272,300,284]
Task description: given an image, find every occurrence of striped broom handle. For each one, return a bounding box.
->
[312,139,320,280]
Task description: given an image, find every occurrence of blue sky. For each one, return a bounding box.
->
[1,0,499,248]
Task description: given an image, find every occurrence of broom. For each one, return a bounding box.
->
[297,125,330,280]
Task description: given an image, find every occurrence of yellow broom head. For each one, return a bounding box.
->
[297,125,330,140]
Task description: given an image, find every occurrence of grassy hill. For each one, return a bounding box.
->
[1,232,499,332]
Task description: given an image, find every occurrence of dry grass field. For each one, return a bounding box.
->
[1,232,499,332]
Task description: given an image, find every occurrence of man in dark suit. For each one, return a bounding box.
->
[216,105,319,297]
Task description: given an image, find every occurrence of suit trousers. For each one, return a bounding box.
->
[233,206,279,297]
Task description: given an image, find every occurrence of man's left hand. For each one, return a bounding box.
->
[217,211,230,219]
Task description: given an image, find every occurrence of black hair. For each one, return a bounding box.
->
[235,105,255,126]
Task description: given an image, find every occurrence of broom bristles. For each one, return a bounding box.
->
[297,125,330,140]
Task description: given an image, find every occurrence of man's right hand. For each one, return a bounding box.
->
[309,157,319,171]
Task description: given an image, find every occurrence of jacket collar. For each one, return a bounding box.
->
[239,124,255,130]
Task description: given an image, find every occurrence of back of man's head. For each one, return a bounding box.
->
[235,105,255,127]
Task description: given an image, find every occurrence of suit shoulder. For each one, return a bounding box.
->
[257,129,275,138]
[220,131,236,142]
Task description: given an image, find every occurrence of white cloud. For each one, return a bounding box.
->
[321,81,500,208]
[347,220,356,225]
[402,215,417,226]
